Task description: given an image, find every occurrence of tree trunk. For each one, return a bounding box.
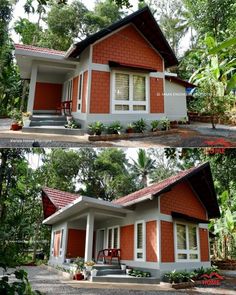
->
[211,115,216,129]
[32,218,41,262]
[141,174,148,187]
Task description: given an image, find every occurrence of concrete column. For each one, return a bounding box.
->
[84,211,94,262]
[27,63,38,113]
[61,223,68,263]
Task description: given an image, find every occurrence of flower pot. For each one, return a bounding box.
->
[67,116,73,123]
[23,118,31,127]
[11,123,22,131]
[74,273,84,280]
[85,265,92,271]
[126,128,134,133]
[126,268,132,275]
[91,269,98,277]
[121,264,126,271]
[65,258,71,264]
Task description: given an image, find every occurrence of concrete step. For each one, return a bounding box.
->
[30,120,67,127]
[97,269,125,276]
[94,264,121,270]
[91,274,160,284]
[22,126,85,135]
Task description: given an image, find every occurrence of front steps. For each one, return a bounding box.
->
[22,114,85,135]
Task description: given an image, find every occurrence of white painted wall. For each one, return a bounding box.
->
[164,80,187,120]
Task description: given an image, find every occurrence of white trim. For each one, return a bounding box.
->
[121,260,159,269]
[27,63,38,112]
[91,63,110,72]
[111,70,149,114]
[134,220,146,262]
[106,225,120,248]
[174,221,200,263]
[150,72,165,78]
[77,72,83,112]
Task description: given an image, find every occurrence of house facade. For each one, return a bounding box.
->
[42,163,220,279]
[15,7,194,129]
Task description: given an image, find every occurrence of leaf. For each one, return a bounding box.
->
[209,37,236,54]
[226,73,236,93]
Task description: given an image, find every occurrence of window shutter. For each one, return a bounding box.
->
[177,224,187,250]
[115,73,129,100]
[188,226,197,250]
[137,223,143,249]
[108,228,112,248]
[113,228,118,248]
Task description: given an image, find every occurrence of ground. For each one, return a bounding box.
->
[5,266,236,295]
[0,119,236,147]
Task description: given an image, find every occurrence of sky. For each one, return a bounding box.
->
[11,0,189,54]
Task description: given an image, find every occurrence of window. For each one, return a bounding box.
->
[135,221,145,261]
[63,79,73,101]
[59,229,64,257]
[107,226,120,248]
[77,73,83,112]
[175,223,199,261]
[112,71,148,113]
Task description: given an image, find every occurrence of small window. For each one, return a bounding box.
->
[107,226,119,249]
[115,73,129,101]
[59,229,64,256]
[175,223,199,261]
[77,74,83,112]
[135,221,145,260]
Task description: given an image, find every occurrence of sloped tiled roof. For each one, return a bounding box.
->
[113,165,204,206]
[42,187,80,209]
[14,44,66,56]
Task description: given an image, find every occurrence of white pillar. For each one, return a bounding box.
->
[84,211,94,262]
[27,63,38,113]
[62,223,68,263]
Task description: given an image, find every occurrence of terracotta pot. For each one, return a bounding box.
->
[11,123,22,131]
[74,273,84,280]
[126,128,134,133]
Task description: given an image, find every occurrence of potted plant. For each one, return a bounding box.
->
[126,123,134,133]
[107,121,122,134]
[73,257,84,280]
[160,117,170,131]
[170,120,178,129]
[88,121,105,135]
[121,264,126,271]
[126,268,132,275]
[91,269,98,277]
[84,260,95,271]
[22,112,32,127]
[64,119,81,129]
[151,120,160,132]
[133,118,147,133]
[9,109,22,131]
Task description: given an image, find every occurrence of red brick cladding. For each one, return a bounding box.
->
[34,82,62,111]
[72,76,79,112]
[199,228,209,261]
[160,182,207,220]
[146,221,157,262]
[66,229,86,258]
[92,25,163,72]
[82,71,88,113]
[161,221,175,262]
[90,70,110,113]
[150,78,164,113]
[120,224,134,260]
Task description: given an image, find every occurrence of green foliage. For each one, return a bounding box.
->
[88,121,105,135]
[133,118,147,133]
[0,269,42,294]
[107,121,123,134]
[129,269,151,278]
[9,108,22,122]
[74,257,84,272]
[151,120,160,131]
[14,18,42,45]
[159,117,170,130]
[64,119,81,129]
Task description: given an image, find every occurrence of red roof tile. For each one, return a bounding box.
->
[14,44,66,56]
[113,165,204,206]
[42,187,80,209]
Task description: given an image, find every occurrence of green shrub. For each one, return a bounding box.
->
[151,120,160,131]
[0,269,42,294]
[65,119,81,129]
[107,121,122,134]
[159,117,170,130]
[128,269,151,278]
[133,118,147,133]
[88,121,105,135]
[9,108,22,123]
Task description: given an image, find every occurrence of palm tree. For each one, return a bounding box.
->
[131,149,156,187]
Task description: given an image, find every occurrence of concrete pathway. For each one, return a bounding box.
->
[7,266,236,295]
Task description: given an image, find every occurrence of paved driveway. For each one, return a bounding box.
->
[15,266,236,295]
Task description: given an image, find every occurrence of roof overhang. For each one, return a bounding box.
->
[67,6,178,68]
[42,195,133,225]
[165,75,197,88]
[172,212,210,224]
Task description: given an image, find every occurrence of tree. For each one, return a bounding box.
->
[131,149,156,187]
[14,18,42,45]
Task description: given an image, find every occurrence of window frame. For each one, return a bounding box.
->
[63,79,73,101]
[174,222,200,262]
[106,226,120,249]
[134,220,146,262]
[111,70,149,114]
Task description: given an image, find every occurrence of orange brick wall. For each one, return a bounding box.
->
[72,76,79,112]
[199,228,210,261]
[92,25,163,71]
[82,71,88,113]
[120,224,134,260]
[90,70,110,113]
[160,182,207,220]
[146,221,157,262]
[150,78,164,113]
[161,221,175,262]
[66,229,86,258]
[34,82,62,110]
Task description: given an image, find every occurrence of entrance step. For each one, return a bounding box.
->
[22,126,85,136]
[30,115,67,127]
[91,274,160,284]
[94,264,121,270]
[97,269,125,276]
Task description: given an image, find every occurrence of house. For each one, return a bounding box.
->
[42,162,220,281]
[14,6,195,131]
